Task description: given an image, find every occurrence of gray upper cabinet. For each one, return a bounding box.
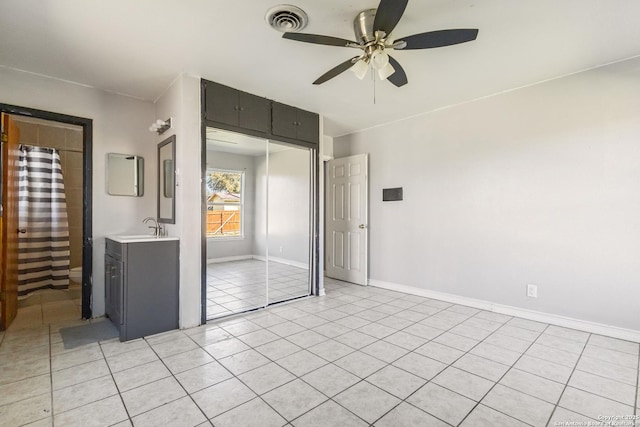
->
[204,81,270,133]
[202,79,320,147]
[272,102,320,145]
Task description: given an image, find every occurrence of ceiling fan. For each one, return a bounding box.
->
[282,0,478,87]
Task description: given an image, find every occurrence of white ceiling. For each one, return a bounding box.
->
[1,0,639,137]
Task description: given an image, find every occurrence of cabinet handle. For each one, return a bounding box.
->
[238,106,244,111]
[111,266,116,279]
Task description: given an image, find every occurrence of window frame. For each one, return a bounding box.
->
[206,168,245,240]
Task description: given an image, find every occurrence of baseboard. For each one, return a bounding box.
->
[251,255,308,270]
[206,255,253,264]
[266,256,309,270]
[369,279,640,343]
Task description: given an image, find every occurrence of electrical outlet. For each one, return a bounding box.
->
[527,284,538,298]
[279,246,283,253]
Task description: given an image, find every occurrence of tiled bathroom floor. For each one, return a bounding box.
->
[1,278,639,426]
[14,286,82,328]
[206,259,309,319]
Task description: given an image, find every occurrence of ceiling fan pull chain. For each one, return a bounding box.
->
[372,68,377,105]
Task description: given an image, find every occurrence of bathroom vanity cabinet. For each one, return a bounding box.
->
[105,236,179,341]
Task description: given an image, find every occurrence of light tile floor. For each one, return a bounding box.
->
[206,259,309,319]
[14,285,82,327]
[1,278,639,426]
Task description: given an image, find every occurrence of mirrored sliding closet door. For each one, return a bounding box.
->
[205,129,311,320]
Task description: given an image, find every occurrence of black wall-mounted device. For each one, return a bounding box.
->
[383,187,403,201]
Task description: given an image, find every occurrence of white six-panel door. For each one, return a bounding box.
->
[326,154,368,285]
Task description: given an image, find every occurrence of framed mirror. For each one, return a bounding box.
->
[158,135,175,223]
[106,153,144,196]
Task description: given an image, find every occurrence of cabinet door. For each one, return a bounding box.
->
[238,92,270,133]
[205,81,239,126]
[112,260,124,325]
[105,255,124,326]
[105,255,113,318]
[271,102,298,140]
[296,109,320,144]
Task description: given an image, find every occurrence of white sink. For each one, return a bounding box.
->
[108,234,179,243]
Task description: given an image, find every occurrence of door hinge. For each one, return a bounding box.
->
[1,132,7,143]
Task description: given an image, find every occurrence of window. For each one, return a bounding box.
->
[206,169,243,238]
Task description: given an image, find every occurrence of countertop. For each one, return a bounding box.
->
[106,235,180,243]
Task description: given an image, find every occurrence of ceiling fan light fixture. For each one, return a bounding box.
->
[377,62,395,80]
[280,0,479,87]
[351,58,369,80]
[371,49,390,70]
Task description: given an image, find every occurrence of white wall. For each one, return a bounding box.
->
[0,67,157,316]
[154,74,202,329]
[322,135,334,160]
[334,59,640,332]
[206,150,256,259]
[254,147,311,266]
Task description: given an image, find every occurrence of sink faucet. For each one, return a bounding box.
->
[143,217,160,236]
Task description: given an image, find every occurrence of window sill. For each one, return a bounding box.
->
[207,236,245,242]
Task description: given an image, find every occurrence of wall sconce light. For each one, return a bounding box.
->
[149,118,172,135]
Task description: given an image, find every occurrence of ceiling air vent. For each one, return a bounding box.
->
[265,5,308,33]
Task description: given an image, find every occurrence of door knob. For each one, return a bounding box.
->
[359,224,367,229]
[17,228,26,234]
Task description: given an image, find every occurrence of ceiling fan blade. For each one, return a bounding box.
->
[397,29,479,50]
[387,55,408,87]
[313,57,359,85]
[373,0,409,36]
[283,32,357,47]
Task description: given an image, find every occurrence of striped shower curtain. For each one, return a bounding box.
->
[17,145,70,297]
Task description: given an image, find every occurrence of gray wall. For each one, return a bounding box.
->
[334,58,640,331]
[0,67,157,317]
[206,150,256,259]
[254,147,311,265]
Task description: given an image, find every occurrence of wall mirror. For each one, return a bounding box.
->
[106,153,144,196]
[158,135,176,223]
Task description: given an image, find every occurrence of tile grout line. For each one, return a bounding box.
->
[365,307,476,426]
[322,285,626,425]
[220,282,636,426]
[48,337,135,425]
[98,340,135,426]
[240,310,393,425]
[9,279,637,427]
[369,314,545,426]
[545,331,593,425]
[186,325,330,424]
[312,295,501,425]
[206,261,310,319]
[454,323,551,426]
[141,333,216,424]
[202,291,432,425]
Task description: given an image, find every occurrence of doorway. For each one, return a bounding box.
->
[325,154,369,286]
[203,128,314,320]
[0,104,93,330]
